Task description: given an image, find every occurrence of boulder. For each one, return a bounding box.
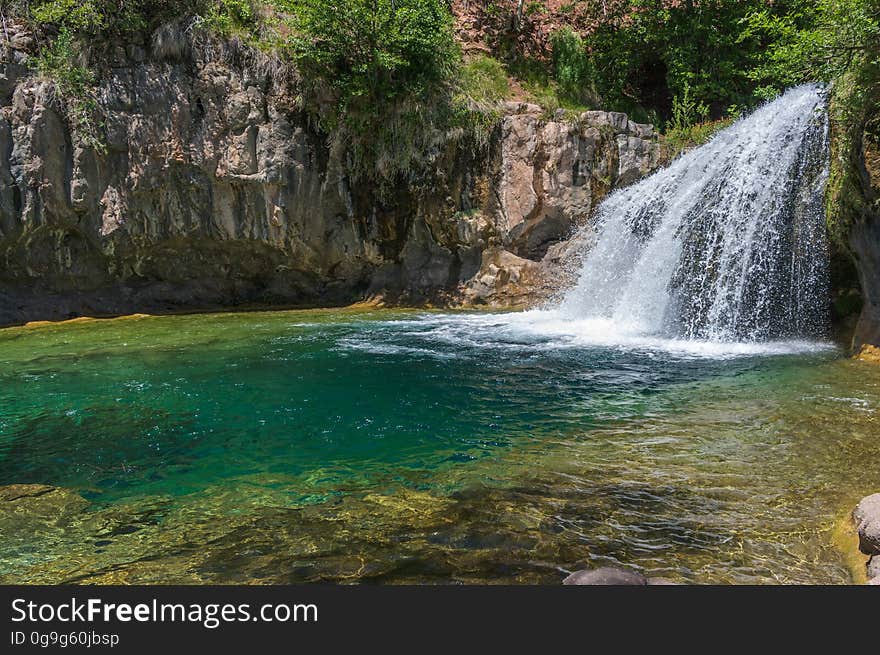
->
[461,247,547,307]
[496,109,659,261]
[563,567,647,585]
[853,493,880,555]
[856,344,880,364]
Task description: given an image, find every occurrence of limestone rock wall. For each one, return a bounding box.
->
[0,29,661,325]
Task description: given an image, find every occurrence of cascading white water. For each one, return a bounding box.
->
[558,84,831,342]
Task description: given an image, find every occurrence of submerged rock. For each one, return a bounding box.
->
[563,567,647,585]
[853,493,880,556]
[0,484,88,515]
[0,484,90,539]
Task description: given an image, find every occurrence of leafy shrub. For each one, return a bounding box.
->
[550,28,595,108]
[507,55,590,115]
[662,117,734,161]
[201,0,258,36]
[461,55,509,104]
[569,1,767,125]
[28,0,148,35]
[35,28,106,151]
[286,0,459,124]
[525,1,545,17]
[737,0,879,244]
[283,0,466,184]
[669,82,709,133]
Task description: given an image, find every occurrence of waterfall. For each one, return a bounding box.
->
[558,84,831,343]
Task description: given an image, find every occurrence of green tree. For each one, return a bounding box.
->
[279,0,466,185]
[286,0,459,125]
[742,0,880,246]
[569,1,770,122]
[550,27,595,107]
[741,0,880,98]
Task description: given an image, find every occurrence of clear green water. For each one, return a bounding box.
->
[0,309,878,584]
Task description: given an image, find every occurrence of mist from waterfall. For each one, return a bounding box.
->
[557,84,831,343]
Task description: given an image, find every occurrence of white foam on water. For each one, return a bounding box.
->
[334,336,462,360]
[339,311,835,361]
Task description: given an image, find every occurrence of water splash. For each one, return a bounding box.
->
[559,85,831,342]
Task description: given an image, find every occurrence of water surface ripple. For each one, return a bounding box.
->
[0,309,877,584]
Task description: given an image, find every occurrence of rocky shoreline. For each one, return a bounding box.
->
[563,494,880,585]
[854,494,880,585]
[0,25,664,328]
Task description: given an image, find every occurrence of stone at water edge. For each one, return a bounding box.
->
[853,493,880,556]
[563,567,647,585]
[856,344,880,364]
[867,556,880,581]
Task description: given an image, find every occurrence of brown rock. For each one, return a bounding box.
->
[856,344,880,364]
[854,493,880,555]
[563,567,647,585]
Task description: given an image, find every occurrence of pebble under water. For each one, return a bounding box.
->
[0,308,878,584]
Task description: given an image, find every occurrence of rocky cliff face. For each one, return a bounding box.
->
[0,28,661,326]
[848,137,880,354]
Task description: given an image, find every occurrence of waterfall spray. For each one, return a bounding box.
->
[559,85,831,342]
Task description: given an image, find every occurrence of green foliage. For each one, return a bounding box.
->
[281,0,466,185]
[35,28,105,152]
[525,1,545,17]
[663,117,734,161]
[742,0,880,244]
[201,0,258,36]
[27,0,150,35]
[536,0,877,135]
[30,0,106,32]
[507,55,590,114]
[669,82,709,132]
[18,0,270,39]
[286,0,459,124]
[550,28,595,108]
[741,0,880,93]
[461,55,510,104]
[558,1,770,125]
